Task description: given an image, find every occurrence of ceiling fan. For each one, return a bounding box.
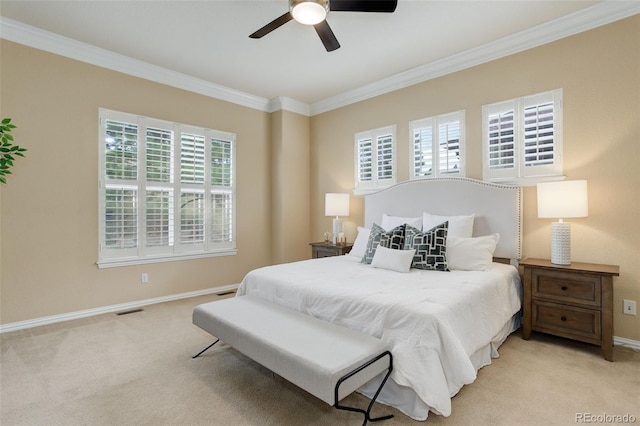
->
[249,0,398,52]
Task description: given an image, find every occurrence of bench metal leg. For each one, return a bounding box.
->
[192,339,219,359]
[334,351,394,426]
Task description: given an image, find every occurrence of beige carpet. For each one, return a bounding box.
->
[1,293,639,425]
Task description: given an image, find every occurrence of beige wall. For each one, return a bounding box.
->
[310,16,640,341]
[0,41,274,324]
[270,109,311,264]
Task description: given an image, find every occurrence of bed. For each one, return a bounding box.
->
[236,178,523,420]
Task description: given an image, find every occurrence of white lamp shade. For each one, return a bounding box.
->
[325,193,350,217]
[537,180,588,219]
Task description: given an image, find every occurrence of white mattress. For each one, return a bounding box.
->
[236,255,522,419]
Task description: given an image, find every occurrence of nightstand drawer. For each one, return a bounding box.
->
[532,300,601,343]
[310,242,353,259]
[532,269,601,307]
[315,246,341,258]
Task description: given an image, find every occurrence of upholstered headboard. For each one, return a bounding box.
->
[364,178,522,260]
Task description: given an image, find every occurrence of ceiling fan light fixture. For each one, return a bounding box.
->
[290,0,328,25]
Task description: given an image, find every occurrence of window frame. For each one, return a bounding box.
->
[409,110,466,180]
[98,108,237,268]
[354,125,396,195]
[482,89,563,184]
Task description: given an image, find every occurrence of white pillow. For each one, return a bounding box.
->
[349,227,371,258]
[381,213,422,231]
[447,234,499,271]
[370,246,416,273]
[422,212,475,238]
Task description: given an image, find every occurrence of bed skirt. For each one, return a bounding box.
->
[357,313,522,421]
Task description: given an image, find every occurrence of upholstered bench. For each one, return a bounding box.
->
[192,295,394,425]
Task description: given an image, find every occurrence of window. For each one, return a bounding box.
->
[410,111,465,179]
[482,89,563,183]
[354,125,396,194]
[98,109,236,267]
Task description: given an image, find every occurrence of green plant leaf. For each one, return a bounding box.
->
[0,117,25,184]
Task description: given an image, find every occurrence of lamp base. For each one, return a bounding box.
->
[551,221,571,265]
[332,217,343,244]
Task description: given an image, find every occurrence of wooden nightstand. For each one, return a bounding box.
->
[520,258,620,361]
[310,242,353,259]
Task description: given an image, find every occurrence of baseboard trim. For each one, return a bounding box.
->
[613,336,640,351]
[0,284,239,334]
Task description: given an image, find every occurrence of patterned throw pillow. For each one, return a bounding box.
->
[404,223,449,271]
[361,223,405,264]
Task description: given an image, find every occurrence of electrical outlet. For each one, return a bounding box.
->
[623,300,636,315]
[141,273,149,284]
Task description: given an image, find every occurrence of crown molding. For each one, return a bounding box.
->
[2,1,638,117]
[310,1,640,115]
[269,96,311,116]
[0,16,273,112]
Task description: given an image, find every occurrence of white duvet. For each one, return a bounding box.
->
[236,255,522,418]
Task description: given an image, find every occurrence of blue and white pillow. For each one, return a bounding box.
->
[361,223,405,264]
[404,223,449,271]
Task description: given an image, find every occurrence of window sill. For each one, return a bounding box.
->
[97,249,238,269]
[485,175,566,187]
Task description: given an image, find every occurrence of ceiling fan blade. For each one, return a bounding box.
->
[249,12,293,39]
[314,21,341,52]
[329,0,397,13]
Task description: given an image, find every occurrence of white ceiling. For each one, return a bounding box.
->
[0,1,637,112]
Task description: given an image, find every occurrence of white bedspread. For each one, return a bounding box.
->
[236,255,522,418]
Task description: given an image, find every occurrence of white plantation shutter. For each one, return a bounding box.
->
[438,113,463,175]
[105,187,138,250]
[102,113,140,259]
[104,119,138,181]
[211,192,233,244]
[180,190,205,246]
[210,138,232,186]
[484,101,518,181]
[146,126,173,182]
[210,137,234,247]
[144,122,174,255]
[412,120,433,177]
[523,103,554,166]
[483,89,562,182]
[522,91,562,177]
[180,133,206,184]
[354,125,396,193]
[488,110,515,170]
[410,111,465,179]
[145,189,173,248]
[357,137,374,187]
[376,133,394,182]
[98,109,236,267]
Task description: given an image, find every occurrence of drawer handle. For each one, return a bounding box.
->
[561,286,568,291]
[561,316,567,321]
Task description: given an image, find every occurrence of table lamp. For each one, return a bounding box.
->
[537,180,588,265]
[325,193,349,244]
